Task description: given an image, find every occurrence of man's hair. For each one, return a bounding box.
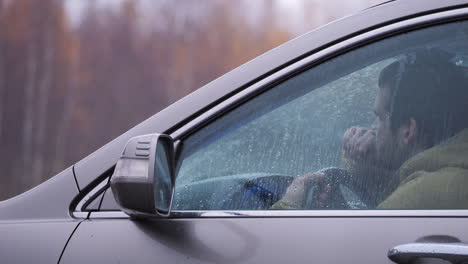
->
[378,49,468,147]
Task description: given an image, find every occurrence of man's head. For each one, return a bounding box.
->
[373,49,468,169]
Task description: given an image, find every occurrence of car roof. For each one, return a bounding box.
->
[363,0,396,10]
[74,0,468,190]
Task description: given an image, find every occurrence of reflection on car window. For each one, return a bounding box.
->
[173,21,468,211]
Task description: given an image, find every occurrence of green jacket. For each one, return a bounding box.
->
[378,129,468,209]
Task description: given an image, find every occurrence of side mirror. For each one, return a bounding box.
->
[110,134,175,218]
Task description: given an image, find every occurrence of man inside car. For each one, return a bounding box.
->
[273,49,468,210]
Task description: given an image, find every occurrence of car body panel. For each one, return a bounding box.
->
[1,221,80,264]
[0,167,80,263]
[4,0,468,263]
[0,167,78,221]
[73,0,468,191]
[63,2,468,263]
[61,217,468,264]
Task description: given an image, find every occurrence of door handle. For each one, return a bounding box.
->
[388,243,468,264]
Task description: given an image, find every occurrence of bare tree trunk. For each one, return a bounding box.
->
[53,57,77,173]
[31,33,54,184]
[0,7,6,199]
[21,43,38,186]
[0,56,4,142]
[0,5,5,141]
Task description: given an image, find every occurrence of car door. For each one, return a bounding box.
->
[61,6,468,264]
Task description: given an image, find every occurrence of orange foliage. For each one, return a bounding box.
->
[0,0,293,200]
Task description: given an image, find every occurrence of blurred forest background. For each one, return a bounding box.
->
[0,0,381,200]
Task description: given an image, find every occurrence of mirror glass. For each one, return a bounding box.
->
[154,140,172,212]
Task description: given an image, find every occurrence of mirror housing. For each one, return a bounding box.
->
[111,133,175,218]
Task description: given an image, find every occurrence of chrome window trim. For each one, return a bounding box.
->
[72,212,90,219]
[171,8,468,140]
[89,210,468,219]
[172,210,468,218]
[75,178,109,212]
[89,211,129,219]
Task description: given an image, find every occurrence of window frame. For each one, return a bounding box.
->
[171,10,468,142]
[84,7,468,220]
[171,8,468,216]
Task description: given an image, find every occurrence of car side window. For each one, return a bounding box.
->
[173,20,468,211]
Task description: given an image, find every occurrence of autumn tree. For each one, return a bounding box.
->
[0,0,77,200]
[1,0,380,200]
[71,0,169,164]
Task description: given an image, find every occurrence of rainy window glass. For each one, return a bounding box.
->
[174,21,468,211]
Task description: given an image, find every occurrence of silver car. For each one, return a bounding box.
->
[2,0,468,263]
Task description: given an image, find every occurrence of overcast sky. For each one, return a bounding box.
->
[65,0,384,34]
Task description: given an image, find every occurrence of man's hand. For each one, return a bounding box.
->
[342,126,377,163]
[280,172,328,208]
